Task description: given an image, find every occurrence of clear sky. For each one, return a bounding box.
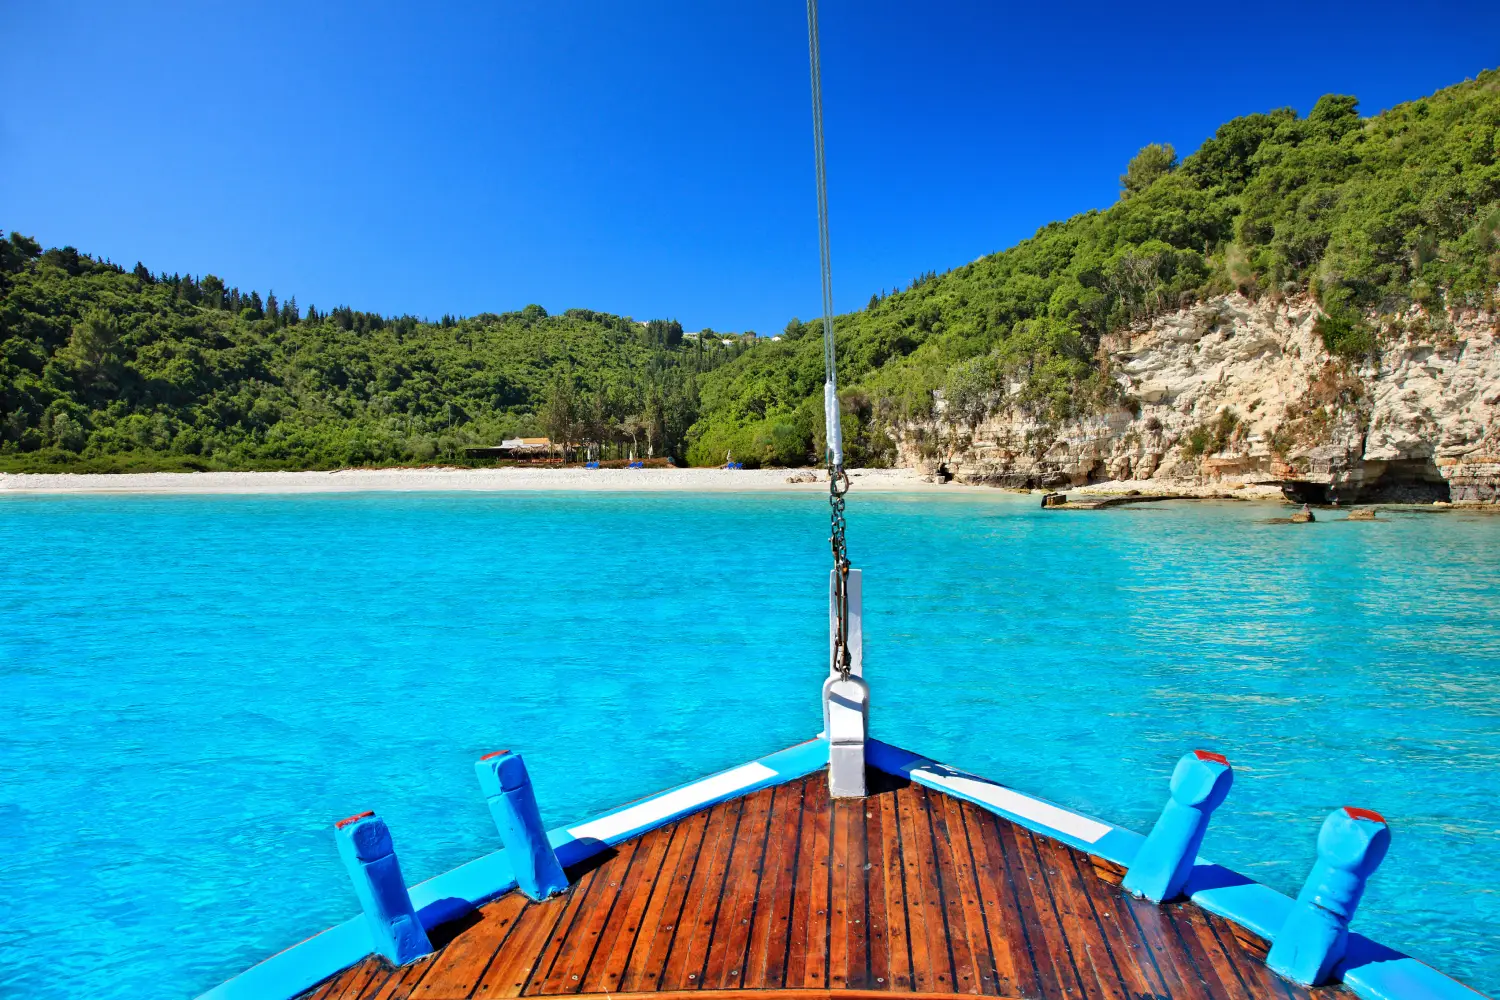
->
[3,1,1497,333]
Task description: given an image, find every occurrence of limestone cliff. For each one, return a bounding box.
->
[897,295,1500,503]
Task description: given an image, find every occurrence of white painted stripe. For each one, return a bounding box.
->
[914,769,1111,844]
[567,762,778,843]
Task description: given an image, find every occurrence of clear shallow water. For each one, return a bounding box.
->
[1,491,1497,999]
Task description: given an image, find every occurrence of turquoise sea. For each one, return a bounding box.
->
[1,491,1497,999]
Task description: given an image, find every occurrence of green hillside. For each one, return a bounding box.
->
[689,71,1500,466]
[0,246,738,471]
[3,70,1497,472]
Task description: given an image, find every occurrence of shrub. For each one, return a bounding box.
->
[1315,306,1376,359]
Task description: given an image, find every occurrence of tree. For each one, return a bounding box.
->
[62,309,123,390]
[539,377,577,458]
[1121,143,1177,198]
[644,386,666,457]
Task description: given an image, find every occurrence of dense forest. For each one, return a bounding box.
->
[3,71,1498,472]
[0,246,753,471]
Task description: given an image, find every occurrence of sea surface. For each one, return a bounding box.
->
[1,491,1497,999]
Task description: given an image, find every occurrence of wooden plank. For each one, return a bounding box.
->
[1165,904,1246,1000]
[363,955,436,1000]
[783,776,824,989]
[583,821,678,993]
[1065,848,1169,1000]
[412,893,530,999]
[1205,910,1309,1000]
[347,964,398,1000]
[1009,828,1091,998]
[743,777,806,988]
[986,816,1071,1000]
[541,840,642,993]
[938,796,1004,996]
[1031,836,1129,1000]
[842,796,871,990]
[304,960,372,1000]
[472,899,566,997]
[303,964,358,1000]
[799,774,834,989]
[894,782,935,991]
[1179,906,1258,1000]
[827,798,852,989]
[955,802,1023,998]
[876,789,913,991]
[901,785,956,991]
[349,958,399,1000]
[922,791,979,995]
[1118,892,1208,1000]
[702,784,778,988]
[660,797,743,990]
[539,990,1043,1000]
[620,808,713,993]
[509,866,602,997]
[861,794,891,991]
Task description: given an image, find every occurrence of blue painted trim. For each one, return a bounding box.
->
[194,917,371,1000]
[865,738,1487,1000]
[195,737,828,1000]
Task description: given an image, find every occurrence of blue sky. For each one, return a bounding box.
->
[3,1,1498,334]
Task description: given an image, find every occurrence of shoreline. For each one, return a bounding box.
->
[3,469,1482,507]
[0,466,1301,498]
[0,466,994,496]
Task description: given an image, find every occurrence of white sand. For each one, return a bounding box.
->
[0,466,1015,495]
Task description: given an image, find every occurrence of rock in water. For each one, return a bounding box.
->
[1348,507,1377,520]
[1290,504,1316,523]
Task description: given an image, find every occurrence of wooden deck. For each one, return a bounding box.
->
[303,770,1340,1000]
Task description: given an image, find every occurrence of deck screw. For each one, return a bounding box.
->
[877,978,885,984]
[689,974,696,980]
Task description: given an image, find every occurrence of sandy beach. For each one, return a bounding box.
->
[0,466,989,495]
[0,466,1300,498]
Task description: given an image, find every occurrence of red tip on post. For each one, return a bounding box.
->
[335,810,375,829]
[1194,750,1230,765]
[1343,806,1386,824]
[479,749,512,761]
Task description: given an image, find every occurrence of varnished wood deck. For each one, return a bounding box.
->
[304,770,1340,1000]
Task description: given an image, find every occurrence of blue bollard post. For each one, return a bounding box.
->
[475,750,568,900]
[1267,806,1391,986]
[334,811,432,965]
[1123,750,1234,902]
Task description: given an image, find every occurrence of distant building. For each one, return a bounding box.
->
[464,437,553,460]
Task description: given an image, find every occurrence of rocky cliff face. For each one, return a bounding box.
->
[897,294,1500,503]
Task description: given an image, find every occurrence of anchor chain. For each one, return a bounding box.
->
[828,467,852,681]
